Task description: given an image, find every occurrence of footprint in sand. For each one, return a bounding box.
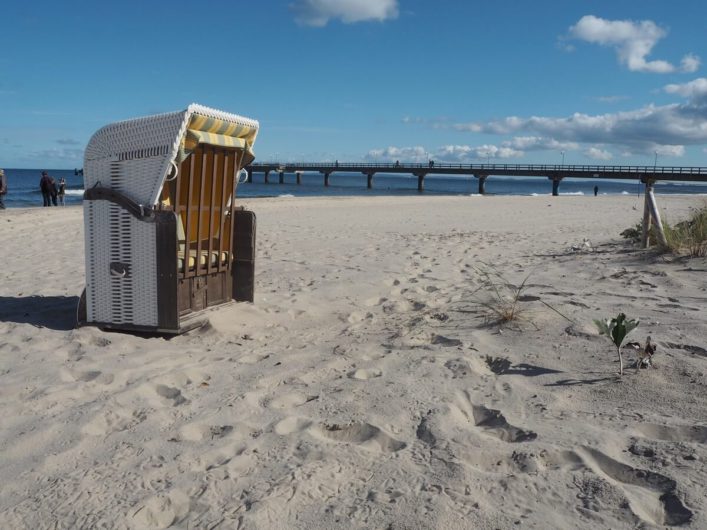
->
[364,296,387,307]
[131,489,190,529]
[179,422,234,442]
[313,422,406,453]
[634,423,707,444]
[237,352,270,364]
[274,416,313,435]
[346,311,373,324]
[83,407,147,436]
[348,368,383,380]
[191,442,247,471]
[470,404,537,443]
[268,392,317,409]
[448,391,536,443]
[155,384,187,406]
[431,334,462,347]
[444,358,473,378]
[578,447,693,526]
[60,368,102,383]
[60,367,113,384]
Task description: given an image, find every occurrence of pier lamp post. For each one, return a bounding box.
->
[654,151,658,170]
[561,151,565,166]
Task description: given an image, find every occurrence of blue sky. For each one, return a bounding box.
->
[2,0,707,168]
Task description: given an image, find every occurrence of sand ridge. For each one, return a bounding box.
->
[0,195,705,529]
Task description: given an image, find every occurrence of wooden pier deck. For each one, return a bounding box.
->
[246,162,707,195]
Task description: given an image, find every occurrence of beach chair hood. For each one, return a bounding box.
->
[84,103,259,206]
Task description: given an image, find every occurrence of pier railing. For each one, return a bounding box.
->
[245,161,707,194]
[249,162,707,176]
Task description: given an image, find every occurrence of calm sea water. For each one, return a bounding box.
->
[2,168,706,208]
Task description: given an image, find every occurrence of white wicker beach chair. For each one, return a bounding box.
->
[79,104,259,333]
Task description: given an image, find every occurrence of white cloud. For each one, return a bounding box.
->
[681,54,701,73]
[366,145,427,162]
[438,144,523,161]
[654,145,685,157]
[505,136,578,151]
[584,147,612,160]
[56,138,81,146]
[24,147,84,162]
[568,15,700,73]
[664,77,707,101]
[596,95,630,103]
[451,95,705,156]
[291,0,398,27]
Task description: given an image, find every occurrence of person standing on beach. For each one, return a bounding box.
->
[57,177,66,206]
[39,171,54,206]
[0,169,7,209]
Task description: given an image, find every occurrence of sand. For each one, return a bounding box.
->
[0,194,705,529]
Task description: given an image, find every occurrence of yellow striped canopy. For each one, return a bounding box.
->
[179,113,258,165]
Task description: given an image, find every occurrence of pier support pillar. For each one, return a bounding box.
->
[264,170,270,184]
[366,173,374,189]
[246,169,253,183]
[296,172,301,185]
[324,172,330,187]
[475,174,487,195]
[550,176,562,196]
[279,171,284,184]
[417,174,425,192]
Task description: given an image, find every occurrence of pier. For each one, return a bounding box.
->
[246,162,707,196]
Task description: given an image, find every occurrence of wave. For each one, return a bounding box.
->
[65,189,85,196]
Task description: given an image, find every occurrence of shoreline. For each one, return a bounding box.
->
[1,195,705,528]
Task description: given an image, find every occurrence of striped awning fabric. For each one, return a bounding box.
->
[179,113,258,165]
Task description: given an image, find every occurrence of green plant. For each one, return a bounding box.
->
[469,264,573,326]
[661,205,707,257]
[594,313,639,376]
[471,266,531,324]
[623,204,707,256]
[620,223,642,243]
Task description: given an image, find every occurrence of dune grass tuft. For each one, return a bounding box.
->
[661,205,707,257]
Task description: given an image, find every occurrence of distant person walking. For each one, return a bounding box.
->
[39,171,54,206]
[593,185,599,197]
[0,169,7,209]
[57,177,66,206]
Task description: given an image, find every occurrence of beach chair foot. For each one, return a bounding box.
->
[76,288,87,328]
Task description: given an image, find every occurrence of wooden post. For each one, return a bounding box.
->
[646,183,668,247]
[324,172,330,187]
[367,173,374,189]
[246,168,253,183]
[264,170,270,184]
[551,177,561,196]
[417,174,424,192]
[278,171,284,184]
[641,182,652,248]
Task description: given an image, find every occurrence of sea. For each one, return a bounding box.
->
[2,168,706,208]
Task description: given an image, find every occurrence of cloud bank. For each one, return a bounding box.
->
[291,0,399,27]
[442,78,707,157]
[391,78,707,163]
[568,15,700,73]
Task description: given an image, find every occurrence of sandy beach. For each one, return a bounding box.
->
[1,194,706,529]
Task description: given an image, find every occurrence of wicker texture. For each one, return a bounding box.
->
[83,104,258,329]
